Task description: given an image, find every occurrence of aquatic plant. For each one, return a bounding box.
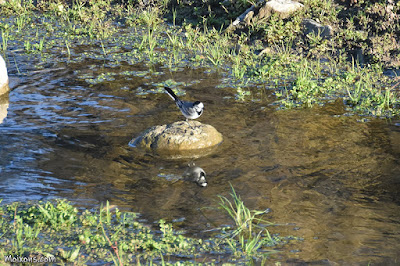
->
[218,184,277,257]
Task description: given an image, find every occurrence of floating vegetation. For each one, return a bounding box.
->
[85,72,116,85]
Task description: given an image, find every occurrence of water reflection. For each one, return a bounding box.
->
[183,164,207,187]
[151,163,207,186]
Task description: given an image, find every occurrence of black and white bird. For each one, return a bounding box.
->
[164,87,204,122]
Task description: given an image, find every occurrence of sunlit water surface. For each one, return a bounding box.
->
[0,51,400,265]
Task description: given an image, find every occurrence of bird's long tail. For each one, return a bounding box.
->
[164,87,179,102]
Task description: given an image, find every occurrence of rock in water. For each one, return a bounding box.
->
[130,121,223,159]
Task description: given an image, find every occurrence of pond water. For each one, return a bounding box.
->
[1,47,400,265]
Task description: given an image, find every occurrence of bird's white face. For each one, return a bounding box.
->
[194,102,204,112]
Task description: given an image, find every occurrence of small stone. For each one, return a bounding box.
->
[232,5,256,26]
[259,0,304,19]
[302,18,333,39]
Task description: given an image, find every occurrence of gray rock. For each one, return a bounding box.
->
[130,121,223,159]
[302,18,333,39]
[228,0,303,31]
[259,0,304,19]
[232,5,256,26]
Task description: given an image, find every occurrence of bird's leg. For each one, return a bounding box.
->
[186,118,194,130]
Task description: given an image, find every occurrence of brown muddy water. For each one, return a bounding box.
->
[1,52,400,265]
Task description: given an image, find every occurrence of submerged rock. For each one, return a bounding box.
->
[130,121,223,158]
[0,55,9,96]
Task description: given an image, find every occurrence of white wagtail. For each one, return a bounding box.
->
[164,87,204,126]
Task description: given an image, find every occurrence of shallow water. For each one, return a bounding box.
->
[1,47,400,265]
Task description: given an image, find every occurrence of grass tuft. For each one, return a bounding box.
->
[218,184,277,257]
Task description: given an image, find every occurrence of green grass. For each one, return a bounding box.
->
[0,187,293,264]
[218,184,278,258]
